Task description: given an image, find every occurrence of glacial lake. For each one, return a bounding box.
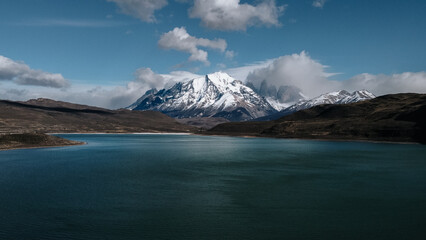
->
[0,134,426,240]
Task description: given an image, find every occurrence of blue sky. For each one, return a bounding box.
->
[1,0,426,108]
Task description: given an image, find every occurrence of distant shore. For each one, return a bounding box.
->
[1,131,421,152]
[200,131,422,145]
[52,132,420,144]
[0,132,194,151]
[49,132,192,135]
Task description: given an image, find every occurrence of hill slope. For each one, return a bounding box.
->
[208,93,426,144]
[0,133,83,150]
[0,98,195,133]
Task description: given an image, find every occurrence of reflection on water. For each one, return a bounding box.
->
[0,134,425,240]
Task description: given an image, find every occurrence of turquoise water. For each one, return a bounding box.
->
[0,134,426,240]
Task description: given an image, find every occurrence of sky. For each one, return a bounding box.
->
[0,0,426,108]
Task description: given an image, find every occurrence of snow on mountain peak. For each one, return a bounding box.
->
[207,71,233,82]
[128,70,376,122]
[286,89,376,112]
[255,89,376,121]
[129,71,276,121]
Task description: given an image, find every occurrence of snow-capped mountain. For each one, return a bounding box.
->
[254,90,376,121]
[129,72,277,121]
[286,90,376,113]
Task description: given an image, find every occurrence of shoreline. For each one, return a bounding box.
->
[34,132,426,145]
[1,132,421,152]
[57,131,419,145]
[49,132,192,135]
[0,142,86,151]
[201,132,421,145]
[0,133,86,152]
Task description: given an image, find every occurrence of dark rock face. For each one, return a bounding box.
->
[277,85,304,103]
[207,93,426,144]
[255,80,304,104]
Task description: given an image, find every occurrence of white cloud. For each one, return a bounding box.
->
[189,0,285,31]
[2,54,425,109]
[343,72,426,96]
[312,0,327,8]
[133,67,166,89]
[161,70,202,86]
[0,68,201,109]
[0,55,70,88]
[224,60,274,81]
[103,69,200,108]
[243,52,426,98]
[246,51,339,97]
[107,0,168,22]
[158,27,228,65]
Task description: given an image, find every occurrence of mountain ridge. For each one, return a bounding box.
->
[129,72,277,121]
[129,72,375,122]
[255,89,376,121]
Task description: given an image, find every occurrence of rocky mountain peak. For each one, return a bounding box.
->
[129,72,277,121]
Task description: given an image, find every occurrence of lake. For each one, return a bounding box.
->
[0,134,425,240]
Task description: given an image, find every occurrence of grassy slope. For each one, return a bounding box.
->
[0,98,196,134]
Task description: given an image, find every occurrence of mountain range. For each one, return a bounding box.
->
[129,72,376,122]
[255,89,376,121]
[129,72,276,121]
[0,93,424,144]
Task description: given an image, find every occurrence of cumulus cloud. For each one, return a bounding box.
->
[0,55,70,88]
[133,67,166,89]
[189,0,285,31]
[0,68,202,109]
[158,27,228,65]
[2,54,425,109]
[107,0,168,22]
[102,68,200,108]
[243,52,426,98]
[312,0,327,8]
[343,72,426,96]
[246,51,339,97]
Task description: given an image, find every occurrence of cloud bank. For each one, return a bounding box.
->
[88,68,200,108]
[189,0,284,31]
[244,52,426,98]
[158,27,228,65]
[107,0,168,22]
[0,55,70,88]
[0,68,201,109]
[246,51,337,97]
[2,53,426,109]
[343,72,426,96]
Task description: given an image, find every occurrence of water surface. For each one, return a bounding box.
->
[0,134,425,240]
